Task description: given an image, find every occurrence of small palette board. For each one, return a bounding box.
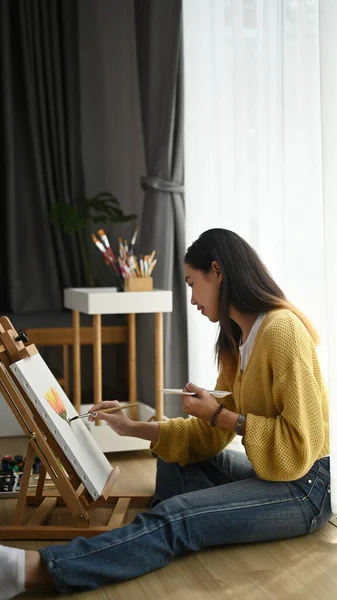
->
[162,388,232,399]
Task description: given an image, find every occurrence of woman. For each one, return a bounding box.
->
[1,228,331,598]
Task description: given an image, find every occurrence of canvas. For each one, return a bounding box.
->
[10,353,113,500]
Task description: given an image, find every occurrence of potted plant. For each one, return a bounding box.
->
[49,192,136,286]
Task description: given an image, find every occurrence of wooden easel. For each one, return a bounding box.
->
[0,316,152,540]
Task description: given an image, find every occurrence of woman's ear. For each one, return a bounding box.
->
[211,261,223,282]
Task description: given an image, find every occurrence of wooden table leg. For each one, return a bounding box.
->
[155,313,164,421]
[128,313,138,420]
[73,310,81,413]
[63,344,69,396]
[93,314,102,426]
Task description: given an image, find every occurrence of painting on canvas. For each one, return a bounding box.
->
[10,353,112,500]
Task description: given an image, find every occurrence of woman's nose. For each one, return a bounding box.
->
[190,295,197,306]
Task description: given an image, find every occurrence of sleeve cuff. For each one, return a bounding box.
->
[150,418,186,462]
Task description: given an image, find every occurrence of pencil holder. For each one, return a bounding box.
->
[124,277,153,292]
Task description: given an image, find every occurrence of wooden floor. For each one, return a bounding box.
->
[1,437,337,600]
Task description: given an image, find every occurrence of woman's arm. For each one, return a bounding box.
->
[150,415,236,465]
[89,372,238,465]
[88,401,159,442]
[128,420,159,443]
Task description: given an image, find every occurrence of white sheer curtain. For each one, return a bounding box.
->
[320,0,337,514]
[183,0,337,510]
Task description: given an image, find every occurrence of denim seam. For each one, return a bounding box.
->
[40,547,70,593]
[304,464,329,501]
[284,463,325,501]
[52,494,306,563]
[309,485,331,533]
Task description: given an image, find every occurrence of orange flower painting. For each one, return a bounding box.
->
[45,387,68,422]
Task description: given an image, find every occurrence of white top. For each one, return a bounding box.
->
[239,313,267,372]
[64,287,173,315]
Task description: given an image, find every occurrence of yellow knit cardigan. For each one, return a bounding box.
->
[151,309,329,481]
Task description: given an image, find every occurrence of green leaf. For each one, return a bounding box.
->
[92,215,108,223]
[49,203,87,234]
[90,192,120,206]
[49,192,137,234]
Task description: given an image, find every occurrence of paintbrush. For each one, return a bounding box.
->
[69,403,138,423]
[97,229,122,278]
[92,233,121,278]
[129,225,139,255]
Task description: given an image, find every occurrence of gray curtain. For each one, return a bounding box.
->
[0,0,84,313]
[134,0,188,417]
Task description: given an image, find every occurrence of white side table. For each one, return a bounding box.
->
[64,288,173,426]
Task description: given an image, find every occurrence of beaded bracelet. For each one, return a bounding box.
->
[210,403,225,427]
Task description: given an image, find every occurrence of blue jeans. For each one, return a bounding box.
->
[40,450,331,593]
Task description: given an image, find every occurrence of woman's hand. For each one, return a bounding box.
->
[88,400,160,443]
[182,383,221,422]
[88,400,132,436]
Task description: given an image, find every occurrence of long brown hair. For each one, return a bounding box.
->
[185,229,319,387]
